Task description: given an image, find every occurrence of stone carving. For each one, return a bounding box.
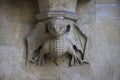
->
[26,0,87,66]
[27,16,87,66]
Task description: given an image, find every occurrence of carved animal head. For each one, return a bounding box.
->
[46,17,71,37]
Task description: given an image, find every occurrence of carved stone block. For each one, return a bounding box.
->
[26,0,87,66]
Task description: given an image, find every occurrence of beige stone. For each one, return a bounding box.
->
[0,0,120,80]
[38,0,78,13]
[0,0,94,80]
[96,0,120,4]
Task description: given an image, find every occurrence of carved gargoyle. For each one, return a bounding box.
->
[27,16,87,66]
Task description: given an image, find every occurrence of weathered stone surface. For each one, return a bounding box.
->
[0,0,38,46]
[0,0,120,80]
[92,3,120,80]
[77,0,95,63]
[38,0,78,13]
[0,45,92,80]
[0,0,93,80]
[96,0,120,4]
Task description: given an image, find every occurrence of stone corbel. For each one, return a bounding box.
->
[26,0,87,66]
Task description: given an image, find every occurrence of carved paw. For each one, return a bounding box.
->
[69,56,76,66]
[76,57,83,65]
[36,56,45,66]
[53,59,60,66]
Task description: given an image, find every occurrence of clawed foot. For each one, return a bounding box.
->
[69,56,84,66]
[69,57,76,66]
[36,57,45,66]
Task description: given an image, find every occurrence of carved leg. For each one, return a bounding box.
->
[36,54,45,66]
[35,46,47,66]
[68,50,77,66]
[70,54,75,66]
[75,51,83,64]
[36,49,45,66]
[53,59,60,66]
[73,45,85,65]
[68,50,78,66]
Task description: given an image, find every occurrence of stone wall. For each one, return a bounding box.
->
[0,0,39,80]
[0,0,120,80]
[93,1,120,80]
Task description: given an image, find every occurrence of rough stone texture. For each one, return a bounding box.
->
[93,3,120,80]
[38,0,78,13]
[96,0,120,4]
[0,0,38,46]
[0,0,120,80]
[78,1,120,80]
[76,0,95,62]
[0,0,94,80]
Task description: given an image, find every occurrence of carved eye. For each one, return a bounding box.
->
[66,24,71,32]
[45,24,49,33]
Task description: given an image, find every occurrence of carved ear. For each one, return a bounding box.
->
[66,24,71,32]
[45,24,49,33]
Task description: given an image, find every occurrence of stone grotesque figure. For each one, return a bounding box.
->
[26,0,87,66]
[27,16,87,66]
